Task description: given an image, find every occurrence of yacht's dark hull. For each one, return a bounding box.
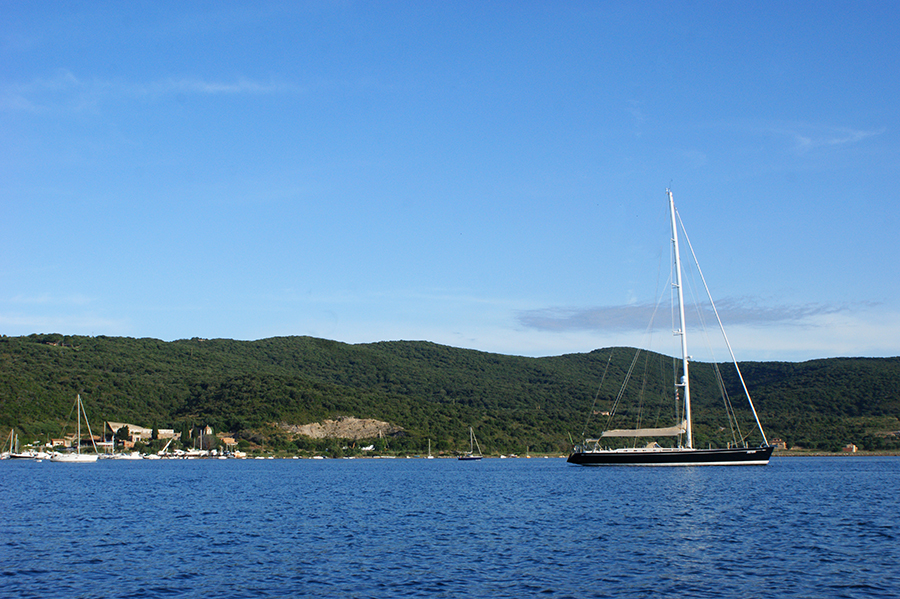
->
[567,445,774,466]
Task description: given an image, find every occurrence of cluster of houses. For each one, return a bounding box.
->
[45,422,238,455]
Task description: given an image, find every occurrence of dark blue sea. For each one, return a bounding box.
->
[1,457,897,598]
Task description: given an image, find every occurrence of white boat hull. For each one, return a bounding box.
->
[51,453,99,463]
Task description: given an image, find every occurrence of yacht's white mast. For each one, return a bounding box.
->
[669,190,692,449]
[76,394,82,455]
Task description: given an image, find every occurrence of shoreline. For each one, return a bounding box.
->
[773,450,900,457]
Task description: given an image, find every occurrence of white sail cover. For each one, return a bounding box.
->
[601,420,687,438]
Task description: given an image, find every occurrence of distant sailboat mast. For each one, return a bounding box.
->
[76,395,81,455]
[669,189,692,450]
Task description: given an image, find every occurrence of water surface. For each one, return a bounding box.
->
[1,457,896,598]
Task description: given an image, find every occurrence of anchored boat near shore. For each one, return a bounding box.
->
[51,394,99,463]
[568,190,774,467]
[459,427,483,460]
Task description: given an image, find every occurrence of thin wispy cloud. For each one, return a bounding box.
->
[627,99,644,137]
[137,77,301,97]
[0,70,300,112]
[9,293,93,306]
[518,298,855,333]
[751,121,886,154]
[711,120,886,156]
[788,125,885,153]
[0,313,127,334]
[1,70,91,112]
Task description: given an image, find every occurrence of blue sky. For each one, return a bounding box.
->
[2,1,898,362]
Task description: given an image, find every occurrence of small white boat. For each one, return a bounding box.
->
[109,451,144,460]
[51,395,99,463]
[52,452,98,463]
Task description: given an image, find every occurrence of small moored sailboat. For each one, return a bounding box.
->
[3,429,48,460]
[458,427,483,460]
[51,394,99,463]
[568,190,774,466]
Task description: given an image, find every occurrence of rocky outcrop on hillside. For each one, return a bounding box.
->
[280,416,403,440]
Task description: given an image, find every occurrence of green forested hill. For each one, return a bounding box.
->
[1,334,898,454]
